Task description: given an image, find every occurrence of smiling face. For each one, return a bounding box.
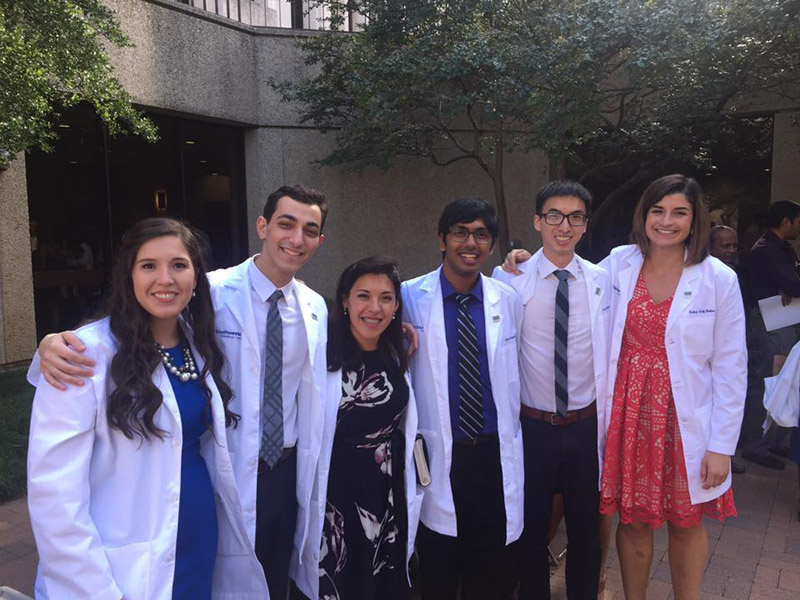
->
[439,218,494,286]
[343,273,399,351]
[131,235,196,342]
[534,195,588,268]
[645,192,694,249]
[256,195,325,287]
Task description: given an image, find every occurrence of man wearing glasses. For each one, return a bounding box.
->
[495,181,610,599]
[402,197,523,599]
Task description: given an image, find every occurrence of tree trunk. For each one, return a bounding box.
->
[492,137,511,257]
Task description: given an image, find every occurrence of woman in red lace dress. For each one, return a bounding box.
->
[599,175,746,600]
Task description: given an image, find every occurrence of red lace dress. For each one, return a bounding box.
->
[599,274,737,528]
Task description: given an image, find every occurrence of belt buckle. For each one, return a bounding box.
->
[550,413,558,426]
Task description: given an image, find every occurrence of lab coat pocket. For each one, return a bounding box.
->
[105,540,151,599]
[680,316,715,357]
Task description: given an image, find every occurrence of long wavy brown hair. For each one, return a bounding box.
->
[104,218,237,439]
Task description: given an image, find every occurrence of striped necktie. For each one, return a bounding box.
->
[554,270,570,417]
[455,293,485,439]
[260,289,284,467]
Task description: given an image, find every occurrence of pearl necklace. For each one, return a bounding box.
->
[155,343,199,383]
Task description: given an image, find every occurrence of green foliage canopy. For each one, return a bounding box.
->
[275,0,800,252]
[0,0,157,164]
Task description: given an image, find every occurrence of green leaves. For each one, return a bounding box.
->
[275,0,800,250]
[0,0,157,160]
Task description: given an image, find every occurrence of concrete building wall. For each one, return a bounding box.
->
[245,128,548,295]
[772,111,800,205]
[108,0,551,295]
[0,156,36,363]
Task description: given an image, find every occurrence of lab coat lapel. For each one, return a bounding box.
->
[220,266,260,359]
[421,269,451,435]
[482,275,503,372]
[518,250,544,306]
[296,285,322,368]
[666,264,701,335]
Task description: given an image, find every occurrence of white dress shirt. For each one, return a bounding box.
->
[520,254,595,412]
[248,257,306,448]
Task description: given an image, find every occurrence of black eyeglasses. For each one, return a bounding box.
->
[448,227,493,244]
[542,211,588,227]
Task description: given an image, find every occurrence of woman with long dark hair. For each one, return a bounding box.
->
[292,255,424,600]
[599,175,746,599]
[27,218,268,599]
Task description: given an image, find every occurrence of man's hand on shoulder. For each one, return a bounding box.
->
[39,331,95,390]
[501,249,532,276]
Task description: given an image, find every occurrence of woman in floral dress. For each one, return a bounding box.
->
[292,256,423,600]
[599,175,746,600]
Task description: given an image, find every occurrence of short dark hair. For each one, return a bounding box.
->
[631,174,710,266]
[327,255,408,376]
[535,180,593,216]
[765,200,800,230]
[263,185,328,230]
[437,197,499,245]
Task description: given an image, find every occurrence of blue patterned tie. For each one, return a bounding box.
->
[455,293,485,439]
[260,289,284,467]
[554,270,570,417]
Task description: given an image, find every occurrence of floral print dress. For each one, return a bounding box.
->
[319,350,410,600]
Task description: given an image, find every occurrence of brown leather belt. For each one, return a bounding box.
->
[257,445,296,474]
[520,402,596,426]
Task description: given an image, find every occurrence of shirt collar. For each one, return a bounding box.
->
[440,268,483,301]
[248,256,294,303]
[537,253,579,280]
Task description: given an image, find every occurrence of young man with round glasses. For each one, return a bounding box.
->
[402,197,524,599]
[494,180,611,599]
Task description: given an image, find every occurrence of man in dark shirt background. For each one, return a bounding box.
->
[708,226,747,474]
[741,201,800,469]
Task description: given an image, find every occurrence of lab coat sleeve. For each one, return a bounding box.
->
[26,350,41,387]
[707,271,747,455]
[27,372,123,600]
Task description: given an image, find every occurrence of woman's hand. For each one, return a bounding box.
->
[700,450,730,489]
[501,249,532,275]
[39,331,95,390]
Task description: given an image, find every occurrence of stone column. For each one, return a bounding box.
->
[0,154,36,363]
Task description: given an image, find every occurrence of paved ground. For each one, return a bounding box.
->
[1,458,798,599]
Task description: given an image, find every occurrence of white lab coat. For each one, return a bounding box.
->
[27,317,268,600]
[601,245,747,504]
[763,340,800,430]
[208,258,329,560]
[401,268,524,544]
[492,249,612,485]
[291,369,425,599]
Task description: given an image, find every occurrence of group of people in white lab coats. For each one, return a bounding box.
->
[27,174,746,600]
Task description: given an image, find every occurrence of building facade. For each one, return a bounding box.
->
[0,0,798,364]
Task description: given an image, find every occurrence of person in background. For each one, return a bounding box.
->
[600,175,745,599]
[741,200,800,470]
[708,225,747,475]
[27,217,267,599]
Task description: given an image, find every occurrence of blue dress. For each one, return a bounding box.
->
[164,342,218,600]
